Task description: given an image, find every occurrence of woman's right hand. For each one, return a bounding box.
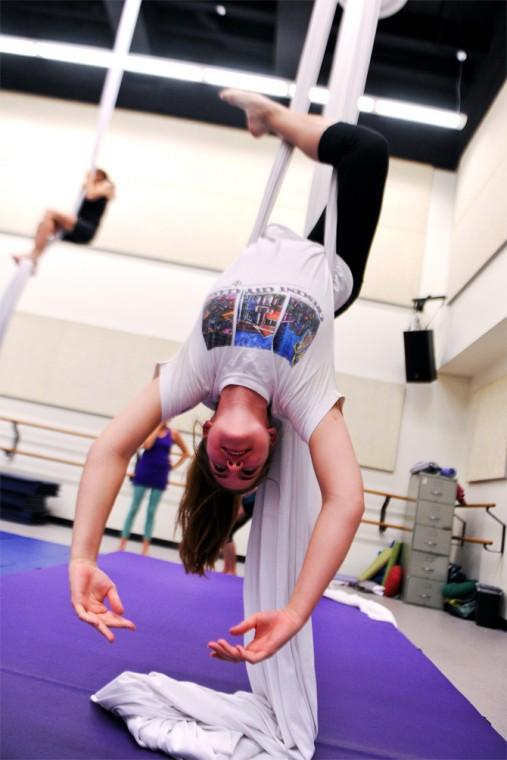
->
[69,558,136,642]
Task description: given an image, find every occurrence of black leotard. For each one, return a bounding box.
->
[62,195,109,245]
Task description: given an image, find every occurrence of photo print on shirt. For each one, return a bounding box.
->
[273,297,322,366]
[202,286,322,365]
[202,292,237,349]
[235,292,286,350]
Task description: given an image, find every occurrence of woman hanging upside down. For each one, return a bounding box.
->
[69,90,388,664]
[13,169,115,268]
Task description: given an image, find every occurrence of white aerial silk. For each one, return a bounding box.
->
[92,0,405,757]
[0,0,142,349]
[0,259,33,347]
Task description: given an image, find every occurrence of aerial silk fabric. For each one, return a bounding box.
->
[0,258,33,348]
[92,1,397,757]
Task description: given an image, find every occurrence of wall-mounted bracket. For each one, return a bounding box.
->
[5,421,20,459]
[483,507,506,554]
[378,495,391,533]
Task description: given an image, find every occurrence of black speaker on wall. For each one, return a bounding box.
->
[403,329,437,383]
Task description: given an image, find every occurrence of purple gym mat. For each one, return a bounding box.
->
[1,552,504,759]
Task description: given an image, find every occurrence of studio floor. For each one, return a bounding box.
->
[1,518,506,743]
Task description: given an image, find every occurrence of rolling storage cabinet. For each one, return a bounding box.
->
[403,473,457,609]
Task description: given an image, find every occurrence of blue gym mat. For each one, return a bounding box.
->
[0,531,70,576]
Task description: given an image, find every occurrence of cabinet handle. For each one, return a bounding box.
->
[425,540,437,546]
[430,490,443,496]
[429,515,441,521]
[422,567,434,573]
[418,593,431,599]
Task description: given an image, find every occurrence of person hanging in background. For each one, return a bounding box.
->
[12,169,115,269]
[119,422,190,556]
[221,490,256,575]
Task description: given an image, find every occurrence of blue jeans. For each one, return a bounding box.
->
[122,485,163,541]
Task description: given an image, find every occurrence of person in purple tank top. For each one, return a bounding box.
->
[119,422,189,556]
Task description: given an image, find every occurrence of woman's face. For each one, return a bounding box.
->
[203,416,275,491]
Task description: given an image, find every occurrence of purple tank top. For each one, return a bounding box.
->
[132,430,173,491]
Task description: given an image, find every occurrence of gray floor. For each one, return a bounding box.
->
[2,519,506,741]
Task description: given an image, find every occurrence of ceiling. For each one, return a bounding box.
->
[1,0,506,169]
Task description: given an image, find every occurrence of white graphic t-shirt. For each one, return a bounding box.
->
[157,224,353,443]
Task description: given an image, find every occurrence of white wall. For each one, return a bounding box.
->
[448,79,507,298]
[458,355,507,616]
[0,92,311,271]
[1,91,433,307]
[433,77,507,610]
[439,243,507,370]
[362,158,433,306]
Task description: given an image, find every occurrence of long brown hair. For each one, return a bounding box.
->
[176,436,273,575]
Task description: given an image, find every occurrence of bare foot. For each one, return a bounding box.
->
[220,89,278,137]
[12,253,33,264]
[11,253,37,273]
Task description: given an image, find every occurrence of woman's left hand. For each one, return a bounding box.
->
[208,607,304,665]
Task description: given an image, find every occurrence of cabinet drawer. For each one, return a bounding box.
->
[403,576,444,609]
[413,525,452,556]
[409,551,448,581]
[418,476,456,505]
[416,500,454,530]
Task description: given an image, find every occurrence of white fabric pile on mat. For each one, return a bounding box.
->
[323,586,398,627]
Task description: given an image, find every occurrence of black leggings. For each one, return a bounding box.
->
[308,122,389,317]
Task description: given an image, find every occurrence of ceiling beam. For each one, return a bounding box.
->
[273,0,314,79]
[103,0,151,53]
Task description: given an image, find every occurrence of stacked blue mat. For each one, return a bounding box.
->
[0,473,59,524]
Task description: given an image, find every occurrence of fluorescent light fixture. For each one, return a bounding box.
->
[203,67,290,98]
[0,35,37,58]
[125,54,202,83]
[0,34,467,130]
[35,41,113,68]
[358,94,375,113]
[373,97,467,130]
[309,86,329,105]
[0,35,113,68]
